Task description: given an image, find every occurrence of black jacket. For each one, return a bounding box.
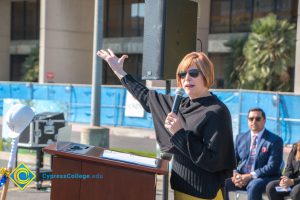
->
[284,143,300,185]
[121,75,236,198]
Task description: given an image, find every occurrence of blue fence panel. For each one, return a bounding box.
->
[149,88,169,95]
[121,114,153,128]
[214,91,240,139]
[32,84,49,100]
[119,89,148,128]
[10,83,32,99]
[280,95,300,119]
[145,112,154,128]
[118,88,162,128]
[69,104,91,123]
[265,119,279,137]
[47,85,71,102]
[115,88,126,126]
[279,94,300,144]
[0,84,11,115]
[100,107,118,126]
[101,87,121,106]
[0,100,3,115]
[0,84,11,98]
[282,122,300,144]
[240,92,279,117]
[240,115,249,134]
[257,93,278,118]
[241,92,259,114]
[100,87,124,126]
[71,86,91,104]
[1,82,300,144]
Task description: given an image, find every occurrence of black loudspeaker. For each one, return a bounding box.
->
[142,0,198,80]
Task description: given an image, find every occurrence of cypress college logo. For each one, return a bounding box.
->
[9,162,36,190]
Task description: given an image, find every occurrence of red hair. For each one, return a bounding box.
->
[176,52,214,88]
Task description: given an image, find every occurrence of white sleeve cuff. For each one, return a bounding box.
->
[250,171,257,179]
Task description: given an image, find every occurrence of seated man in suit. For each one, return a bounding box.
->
[224,108,283,200]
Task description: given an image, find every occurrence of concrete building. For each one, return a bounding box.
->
[0,0,299,92]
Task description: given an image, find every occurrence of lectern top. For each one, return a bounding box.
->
[43,142,169,175]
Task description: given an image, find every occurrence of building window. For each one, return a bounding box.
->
[11,0,40,40]
[231,0,253,32]
[209,53,228,88]
[10,55,27,81]
[210,0,298,33]
[104,0,144,37]
[102,54,143,85]
[253,0,276,19]
[105,0,123,37]
[276,0,298,22]
[210,0,231,33]
[123,1,144,36]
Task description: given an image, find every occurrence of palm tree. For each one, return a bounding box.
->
[21,47,39,82]
[224,35,248,88]
[242,13,296,91]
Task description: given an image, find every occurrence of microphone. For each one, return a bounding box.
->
[171,88,185,114]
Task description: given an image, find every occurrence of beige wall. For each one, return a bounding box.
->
[0,0,11,81]
[39,0,94,84]
[196,0,210,54]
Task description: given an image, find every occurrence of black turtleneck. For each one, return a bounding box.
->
[120,74,236,199]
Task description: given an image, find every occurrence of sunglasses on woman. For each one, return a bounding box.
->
[178,69,202,79]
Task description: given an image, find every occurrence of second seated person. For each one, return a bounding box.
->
[266,141,300,200]
[97,49,236,200]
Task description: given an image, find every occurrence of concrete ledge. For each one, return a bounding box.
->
[81,126,109,148]
[228,191,268,200]
[71,123,156,139]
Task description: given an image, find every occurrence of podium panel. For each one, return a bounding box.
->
[51,157,81,200]
[43,143,168,200]
[80,162,155,200]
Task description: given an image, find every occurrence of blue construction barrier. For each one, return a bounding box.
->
[0,82,299,144]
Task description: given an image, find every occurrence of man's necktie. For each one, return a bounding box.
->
[244,134,257,173]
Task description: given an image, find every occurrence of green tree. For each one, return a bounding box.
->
[21,47,39,82]
[224,35,248,88]
[225,13,296,91]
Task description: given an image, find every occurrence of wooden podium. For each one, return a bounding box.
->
[43,143,169,200]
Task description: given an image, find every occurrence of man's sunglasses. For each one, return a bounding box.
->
[248,117,262,122]
[178,69,202,79]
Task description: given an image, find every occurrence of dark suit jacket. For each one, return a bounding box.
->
[235,129,283,178]
[284,143,300,185]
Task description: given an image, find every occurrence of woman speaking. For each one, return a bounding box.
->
[97,49,236,200]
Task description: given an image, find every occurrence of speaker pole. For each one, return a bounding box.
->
[165,80,171,95]
[91,0,103,126]
[161,80,172,200]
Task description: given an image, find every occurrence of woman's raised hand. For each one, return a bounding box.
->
[96,49,128,78]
